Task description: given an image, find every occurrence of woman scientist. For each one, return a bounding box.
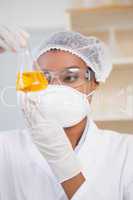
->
[0,26,133,200]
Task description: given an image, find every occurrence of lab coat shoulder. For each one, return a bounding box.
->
[121,133,133,195]
[0,128,33,153]
[96,127,133,155]
[0,128,29,139]
[0,128,51,170]
[98,128,133,199]
[99,128,133,185]
[72,125,133,200]
[84,124,130,161]
[0,129,63,200]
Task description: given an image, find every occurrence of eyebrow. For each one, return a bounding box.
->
[40,65,81,71]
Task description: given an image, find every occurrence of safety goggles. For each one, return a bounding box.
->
[42,66,95,88]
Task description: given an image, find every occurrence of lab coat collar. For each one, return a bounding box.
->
[74,117,97,154]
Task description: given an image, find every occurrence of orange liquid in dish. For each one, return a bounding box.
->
[16,71,48,92]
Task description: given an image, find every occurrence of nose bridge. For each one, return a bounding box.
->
[51,73,62,85]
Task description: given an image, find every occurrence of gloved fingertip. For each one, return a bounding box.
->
[21,31,30,39]
[12,48,17,52]
[0,47,5,53]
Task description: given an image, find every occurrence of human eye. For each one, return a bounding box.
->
[61,67,80,83]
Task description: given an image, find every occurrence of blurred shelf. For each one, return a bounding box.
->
[94,117,133,122]
[67,5,133,13]
[67,4,133,134]
[113,58,133,68]
[66,5,133,30]
[95,119,133,133]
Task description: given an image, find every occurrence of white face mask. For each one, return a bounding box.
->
[24,85,94,128]
[18,85,94,128]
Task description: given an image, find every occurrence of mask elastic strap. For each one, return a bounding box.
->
[86,90,95,97]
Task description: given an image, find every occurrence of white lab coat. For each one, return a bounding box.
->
[0,120,133,200]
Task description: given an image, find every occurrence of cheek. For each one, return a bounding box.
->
[0,47,5,53]
[74,82,93,94]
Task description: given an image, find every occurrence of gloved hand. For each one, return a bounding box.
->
[0,25,29,53]
[20,93,82,183]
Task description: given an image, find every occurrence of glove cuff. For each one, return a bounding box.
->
[48,151,82,183]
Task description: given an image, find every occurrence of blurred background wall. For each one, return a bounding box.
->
[0,0,72,29]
